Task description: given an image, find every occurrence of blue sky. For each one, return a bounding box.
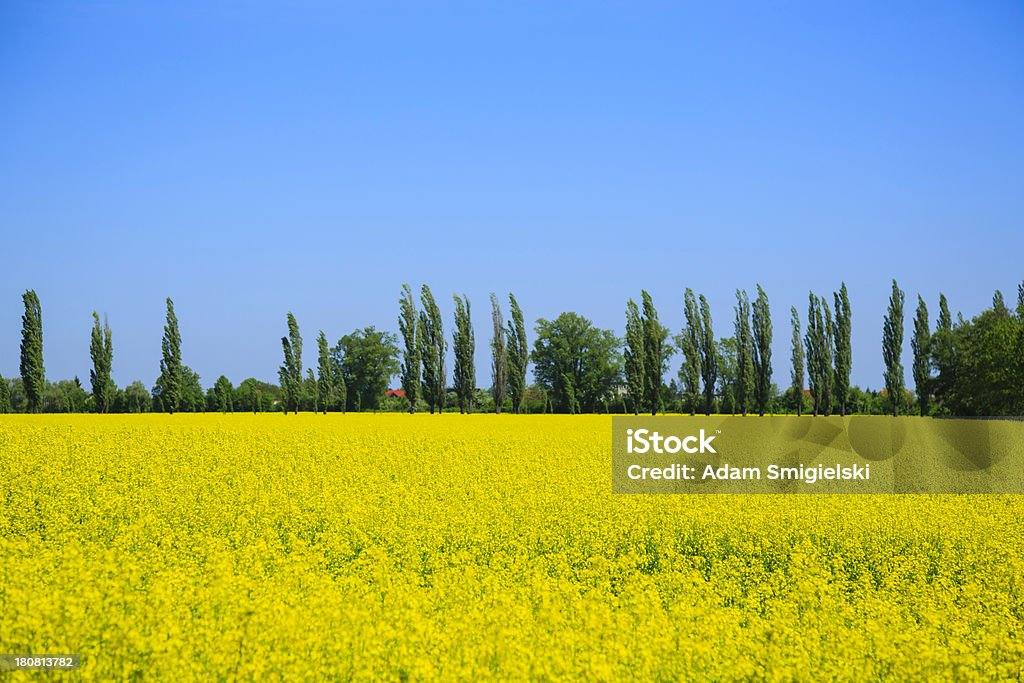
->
[1,1,1022,392]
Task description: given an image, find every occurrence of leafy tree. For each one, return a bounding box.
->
[698,295,717,416]
[46,377,88,413]
[334,327,400,412]
[179,366,205,412]
[733,289,753,416]
[278,312,302,414]
[121,381,151,413]
[19,289,44,413]
[832,282,852,416]
[89,312,114,413]
[751,284,772,416]
[157,298,182,414]
[398,285,421,413]
[452,294,475,414]
[418,286,446,414]
[676,288,702,416]
[624,298,645,415]
[490,293,507,414]
[0,373,9,414]
[532,312,620,413]
[805,293,827,416]
[882,279,906,416]
[822,301,834,414]
[790,306,805,416]
[930,293,955,412]
[213,375,235,412]
[506,294,528,414]
[640,291,669,415]
[716,337,739,414]
[911,295,931,416]
[316,331,335,414]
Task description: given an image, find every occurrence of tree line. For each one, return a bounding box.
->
[1,282,1021,416]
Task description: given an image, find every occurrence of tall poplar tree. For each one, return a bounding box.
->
[624,298,645,415]
[832,283,852,416]
[751,284,772,416]
[805,293,825,416]
[398,285,420,413]
[89,312,114,413]
[452,294,475,414]
[733,289,753,416]
[316,331,334,414]
[19,290,44,413]
[822,301,834,415]
[883,279,906,417]
[790,306,804,416]
[678,288,702,416]
[279,312,302,414]
[506,293,528,414]
[158,297,182,414]
[640,291,667,415]
[699,294,717,416]
[911,295,930,416]
[931,293,955,411]
[490,293,507,414]
[418,286,446,414]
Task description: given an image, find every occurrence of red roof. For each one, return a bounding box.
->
[386,389,406,398]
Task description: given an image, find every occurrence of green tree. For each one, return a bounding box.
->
[179,366,205,412]
[832,282,852,416]
[19,290,44,413]
[506,294,529,414]
[418,286,446,413]
[623,298,645,415]
[805,293,826,416]
[751,284,773,416]
[790,306,804,416]
[911,295,931,416]
[822,301,834,414]
[122,381,151,413]
[699,295,717,416]
[89,312,115,413]
[532,312,620,413]
[278,312,303,414]
[316,331,335,414]
[490,293,507,414]
[334,327,400,411]
[882,279,906,417]
[0,372,9,414]
[677,288,702,416]
[157,297,182,414]
[452,294,475,414]
[640,291,669,415]
[213,375,234,412]
[398,285,421,413]
[733,289,753,416]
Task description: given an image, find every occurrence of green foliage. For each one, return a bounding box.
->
[279,312,303,414]
[805,293,833,416]
[418,286,446,414]
[316,331,336,414]
[490,294,507,414]
[699,295,717,416]
[790,306,804,416]
[623,299,645,415]
[640,291,669,416]
[452,294,476,414]
[212,375,235,412]
[752,285,773,416]
[506,294,529,414]
[89,312,115,413]
[157,298,182,414]
[882,280,905,416]
[19,289,44,413]
[532,312,620,414]
[676,289,702,416]
[832,283,852,416]
[0,373,9,414]
[236,378,280,413]
[911,295,930,416]
[119,381,151,413]
[733,289,753,416]
[334,327,400,412]
[398,286,421,414]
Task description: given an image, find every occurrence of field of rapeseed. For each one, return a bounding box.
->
[1,414,1022,680]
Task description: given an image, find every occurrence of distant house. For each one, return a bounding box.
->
[385,389,406,399]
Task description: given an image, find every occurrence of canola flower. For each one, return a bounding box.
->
[1,414,1022,681]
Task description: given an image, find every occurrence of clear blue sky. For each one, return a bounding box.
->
[1,1,1022,392]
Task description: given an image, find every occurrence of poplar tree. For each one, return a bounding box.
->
[418,286,446,414]
[790,306,804,416]
[506,293,528,414]
[89,312,114,413]
[490,293,507,414]
[911,295,930,416]
[624,299,645,416]
[398,285,420,413]
[699,294,717,416]
[316,331,333,414]
[640,291,667,415]
[822,301,834,415]
[158,297,182,414]
[733,289,753,416]
[452,294,475,414]
[832,283,852,416]
[931,293,954,410]
[805,293,825,416]
[19,290,44,413]
[883,279,906,417]
[751,284,772,416]
[279,312,302,414]
[678,288,702,416]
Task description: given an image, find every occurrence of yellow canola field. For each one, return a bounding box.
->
[1,414,1022,681]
